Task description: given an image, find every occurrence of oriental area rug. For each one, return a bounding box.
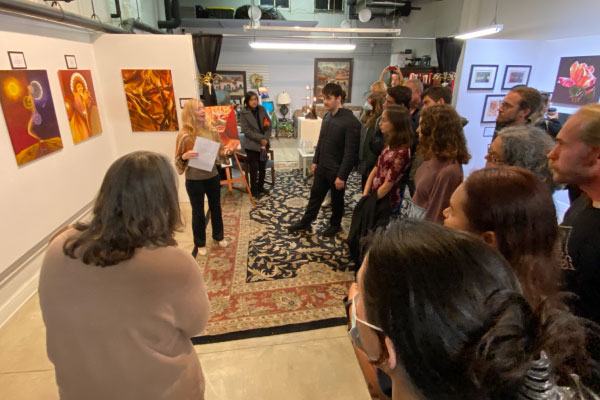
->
[190,169,360,344]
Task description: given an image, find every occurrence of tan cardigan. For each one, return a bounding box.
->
[39,228,210,400]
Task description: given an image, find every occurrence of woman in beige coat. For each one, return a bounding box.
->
[39,151,210,400]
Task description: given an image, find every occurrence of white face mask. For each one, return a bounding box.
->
[364,101,373,111]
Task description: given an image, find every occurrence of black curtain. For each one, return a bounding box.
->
[435,37,463,73]
[191,34,223,106]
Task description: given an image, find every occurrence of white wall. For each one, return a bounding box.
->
[0,15,199,325]
[454,35,600,219]
[218,37,391,113]
[93,33,198,203]
[454,38,542,173]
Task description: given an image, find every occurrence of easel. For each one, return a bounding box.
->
[220,152,256,208]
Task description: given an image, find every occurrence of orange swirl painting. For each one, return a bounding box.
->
[58,70,102,143]
[121,69,179,132]
[0,70,63,166]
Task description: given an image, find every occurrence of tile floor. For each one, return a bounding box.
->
[0,137,372,399]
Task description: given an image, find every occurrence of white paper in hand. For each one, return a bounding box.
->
[188,137,220,171]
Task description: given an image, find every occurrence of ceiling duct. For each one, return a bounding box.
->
[349,0,421,20]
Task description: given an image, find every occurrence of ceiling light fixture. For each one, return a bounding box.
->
[454,24,503,40]
[243,25,401,35]
[249,42,356,51]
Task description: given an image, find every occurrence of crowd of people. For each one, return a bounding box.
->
[36,64,600,399]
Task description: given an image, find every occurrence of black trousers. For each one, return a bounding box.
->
[185,175,224,247]
[245,149,266,194]
[301,167,345,227]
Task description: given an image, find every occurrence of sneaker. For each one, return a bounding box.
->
[193,247,207,257]
[287,221,312,233]
[217,239,228,248]
[322,225,342,237]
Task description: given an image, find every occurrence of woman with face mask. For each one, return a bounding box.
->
[357,93,386,189]
[352,219,599,399]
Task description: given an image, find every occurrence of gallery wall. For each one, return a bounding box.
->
[217,38,391,115]
[93,33,199,201]
[0,23,116,322]
[454,35,600,220]
[0,17,199,325]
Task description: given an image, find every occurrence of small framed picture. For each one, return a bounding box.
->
[7,51,27,69]
[468,65,498,90]
[483,127,495,137]
[481,94,505,123]
[179,98,193,109]
[64,55,77,70]
[502,65,532,90]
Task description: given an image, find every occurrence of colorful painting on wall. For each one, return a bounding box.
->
[314,58,353,102]
[552,56,600,105]
[205,105,239,150]
[58,70,102,144]
[214,71,247,99]
[0,70,63,166]
[121,69,179,132]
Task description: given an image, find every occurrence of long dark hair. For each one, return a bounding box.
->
[382,105,413,149]
[63,151,183,267]
[418,104,470,164]
[360,93,384,129]
[462,167,560,310]
[362,220,593,399]
[243,91,258,108]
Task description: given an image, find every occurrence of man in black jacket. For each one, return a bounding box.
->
[288,83,361,237]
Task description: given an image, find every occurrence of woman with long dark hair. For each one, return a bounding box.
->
[175,99,232,257]
[358,93,386,189]
[39,151,210,399]
[352,220,598,399]
[239,91,272,197]
[363,105,412,212]
[443,166,562,310]
[412,104,470,222]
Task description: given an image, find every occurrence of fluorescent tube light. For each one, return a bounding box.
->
[249,42,356,51]
[455,24,503,40]
[244,25,401,35]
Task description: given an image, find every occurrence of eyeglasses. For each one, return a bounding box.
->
[486,144,504,164]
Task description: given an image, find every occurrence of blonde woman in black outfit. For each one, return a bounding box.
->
[239,91,272,197]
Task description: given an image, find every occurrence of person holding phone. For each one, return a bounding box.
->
[175,99,233,257]
[379,65,403,87]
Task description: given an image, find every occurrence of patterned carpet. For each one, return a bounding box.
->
[191,169,360,344]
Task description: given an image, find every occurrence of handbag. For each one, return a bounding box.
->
[398,185,425,220]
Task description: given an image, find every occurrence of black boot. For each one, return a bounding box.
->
[288,220,312,233]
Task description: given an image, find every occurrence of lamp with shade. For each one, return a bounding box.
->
[277,92,292,121]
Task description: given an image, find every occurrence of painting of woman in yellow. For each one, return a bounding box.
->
[58,70,102,143]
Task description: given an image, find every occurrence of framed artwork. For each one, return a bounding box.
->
[214,71,246,99]
[481,94,505,123]
[0,70,63,166]
[205,105,240,150]
[483,127,495,137]
[121,69,179,132]
[7,51,27,69]
[57,70,102,144]
[468,65,498,90]
[64,55,77,70]
[501,65,531,90]
[179,97,192,109]
[552,55,600,105]
[314,58,353,102]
